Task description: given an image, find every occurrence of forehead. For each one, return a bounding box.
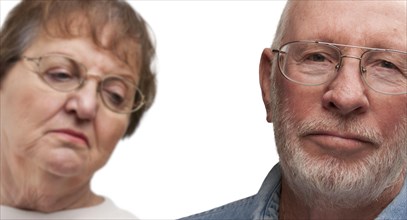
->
[24,32,138,79]
[42,15,141,74]
[285,0,407,51]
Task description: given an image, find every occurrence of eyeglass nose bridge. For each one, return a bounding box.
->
[335,54,363,72]
[76,74,104,92]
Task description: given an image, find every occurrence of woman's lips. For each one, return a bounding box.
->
[50,129,89,147]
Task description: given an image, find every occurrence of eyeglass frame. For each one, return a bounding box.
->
[21,54,145,114]
[271,40,407,95]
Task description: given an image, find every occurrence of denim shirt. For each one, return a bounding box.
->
[181,163,407,220]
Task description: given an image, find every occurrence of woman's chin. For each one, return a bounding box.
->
[41,147,88,177]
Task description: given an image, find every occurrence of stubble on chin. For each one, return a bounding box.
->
[271,86,407,209]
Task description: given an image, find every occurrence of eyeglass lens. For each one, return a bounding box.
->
[278,42,407,94]
[33,55,143,113]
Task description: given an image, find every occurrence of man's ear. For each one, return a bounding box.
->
[259,48,274,123]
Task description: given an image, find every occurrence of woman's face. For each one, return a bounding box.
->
[0,33,137,179]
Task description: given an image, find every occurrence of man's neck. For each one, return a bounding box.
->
[279,174,405,220]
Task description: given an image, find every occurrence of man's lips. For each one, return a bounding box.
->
[49,129,89,146]
[307,131,374,144]
[303,130,378,153]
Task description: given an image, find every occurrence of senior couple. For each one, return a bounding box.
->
[1,0,406,219]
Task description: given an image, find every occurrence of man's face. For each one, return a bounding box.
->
[260,0,407,208]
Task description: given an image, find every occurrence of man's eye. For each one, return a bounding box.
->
[306,53,326,62]
[380,60,397,70]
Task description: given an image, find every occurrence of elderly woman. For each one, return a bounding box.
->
[0,0,155,219]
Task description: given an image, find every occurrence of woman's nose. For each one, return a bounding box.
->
[322,59,370,116]
[64,81,99,120]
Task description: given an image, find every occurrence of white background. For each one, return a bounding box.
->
[1,1,285,219]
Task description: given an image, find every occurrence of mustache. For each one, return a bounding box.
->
[295,117,383,146]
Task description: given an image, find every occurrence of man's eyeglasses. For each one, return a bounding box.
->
[22,55,145,114]
[272,41,407,95]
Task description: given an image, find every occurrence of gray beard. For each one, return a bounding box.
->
[271,83,407,209]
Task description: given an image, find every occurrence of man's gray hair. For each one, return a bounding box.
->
[271,1,296,49]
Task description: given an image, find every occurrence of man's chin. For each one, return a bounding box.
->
[279,146,403,209]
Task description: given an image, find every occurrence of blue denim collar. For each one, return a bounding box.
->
[261,164,407,220]
[376,172,407,219]
[180,163,407,220]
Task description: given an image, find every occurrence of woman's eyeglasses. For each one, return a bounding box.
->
[23,55,145,114]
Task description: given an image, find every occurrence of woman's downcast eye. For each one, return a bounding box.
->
[23,55,144,113]
[40,57,83,85]
[103,88,126,106]
[102,78,130,108]
[45,69,76,82]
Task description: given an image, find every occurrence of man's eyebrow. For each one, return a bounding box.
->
[371,43,406,51]
[362,34,406,51]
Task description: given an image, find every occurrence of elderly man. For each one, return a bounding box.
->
[182,0,406,219]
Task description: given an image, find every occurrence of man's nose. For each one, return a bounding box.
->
[322,58,370,116]
[64,81,99,120]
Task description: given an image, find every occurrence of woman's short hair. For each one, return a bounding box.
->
[0,0,156,137]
